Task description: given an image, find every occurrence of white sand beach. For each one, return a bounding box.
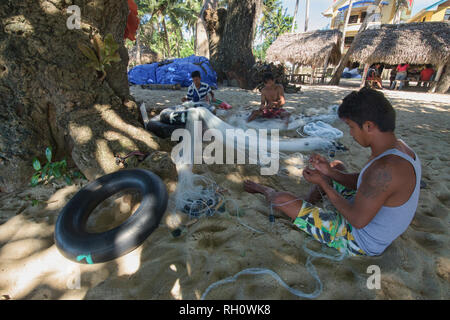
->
[0,84,449,300]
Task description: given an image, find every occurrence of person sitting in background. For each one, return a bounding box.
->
[342,66,353,78]
[181,71,215,104]
[417,64,435,88]
[389,67,397,88]
[247,72,290,126]
[390,63,409,90]
[342,63,361,79]
[367,63,383,89]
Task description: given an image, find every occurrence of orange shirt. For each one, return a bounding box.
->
[124,0,139,41]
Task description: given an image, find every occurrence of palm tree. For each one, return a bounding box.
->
[393,0,410,24]
[135,0,200,58]
[291,0,299,33]
[341,0,355,53]
[304,0,310,32]
[329,0,383,85]
[195,0,217,58]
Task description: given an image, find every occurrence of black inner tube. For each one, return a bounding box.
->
[54,169,168,264]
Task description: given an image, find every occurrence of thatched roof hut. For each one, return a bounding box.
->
[266,29,343,67]
[350,22,450,66]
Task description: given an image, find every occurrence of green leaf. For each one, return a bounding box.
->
[31,199,39,207]
[31,174,39,187]
[53,167,61,178]
[108,52,121,64]
[104,33,119,55]
[32,158,41,171]
[45,147,52,163]
[78,42,99,65]
[93,35,105,63]
[86,61,103,72]
[64,175,72,185]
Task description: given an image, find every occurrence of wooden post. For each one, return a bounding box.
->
[360,64,369,88]
[321,52,332,84]
[430,64,445,93]
[310,67,315,85]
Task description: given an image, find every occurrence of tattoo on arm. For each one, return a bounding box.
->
[359,164,392,199]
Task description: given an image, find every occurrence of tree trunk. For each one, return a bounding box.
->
[195,0,211,58]
[136,32,141,65]
[341,0,354,53]
[0,0,160,192]
[162,17,171,58]
[214,0,262,89]
[176,29,181,58]
[291,0,299,33]
[329,0,382,86]
[204,7,227,74]
[433,63,449,94]
[305,0,310,32]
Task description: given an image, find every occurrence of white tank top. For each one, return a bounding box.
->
[352,147,422,256]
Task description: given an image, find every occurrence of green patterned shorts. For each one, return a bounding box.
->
[293,181,366,256]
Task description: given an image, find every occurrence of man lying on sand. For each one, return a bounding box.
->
[245,88,421,256]
[247,72,290,126]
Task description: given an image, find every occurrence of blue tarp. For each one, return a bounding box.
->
[128,55,218,88]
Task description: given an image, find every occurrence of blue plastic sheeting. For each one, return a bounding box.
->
[128,62,159,85]
[128,55,218,88]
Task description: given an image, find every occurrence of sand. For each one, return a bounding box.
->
[0,84,449,300]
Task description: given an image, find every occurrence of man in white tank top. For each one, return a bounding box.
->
[244,88,421,256]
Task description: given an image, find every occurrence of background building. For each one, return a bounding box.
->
[323,0,414,51]
[408,0,450,22]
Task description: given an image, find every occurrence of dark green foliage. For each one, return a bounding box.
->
[30,147,86,187]
[254,0,294,61]
[78,34,121,81]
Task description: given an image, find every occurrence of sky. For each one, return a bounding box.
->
[281,0,443,31]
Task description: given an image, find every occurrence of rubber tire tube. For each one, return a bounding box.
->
[146,114,185,139]
[54,169,168,264]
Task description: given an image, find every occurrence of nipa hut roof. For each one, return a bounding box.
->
[266,29,343,67]
[350,22,450,66]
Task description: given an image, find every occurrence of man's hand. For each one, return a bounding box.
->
[303,168,327,186]
[309,153,332,176]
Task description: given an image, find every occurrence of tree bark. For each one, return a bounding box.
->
[162,17,171,58]
[433,63,449,94]
[204,7,227,72]
[329,0,382,86]
[136,32,141,65]
[195,0,211,58]
[0,0,160,192]
[213,0,262,89]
